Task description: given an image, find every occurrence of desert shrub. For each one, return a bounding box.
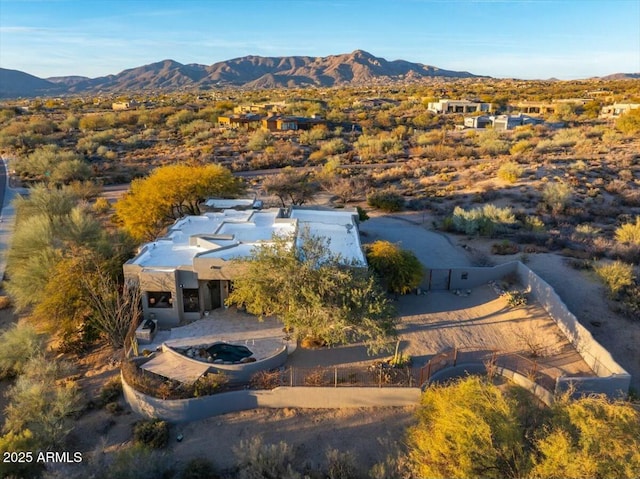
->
[0,430,44,479]
[510,139,533,155]
[180,457,219,479]
[542,181,572,214]
[497,161,523,183]
[504,290,528,307]
[367,190,404,212]
[365,241,424,294]
[250,369,283,390]
[89,444,173,479]
[326,448,358,479]
[616,107,640,135]
[478,130,509,155]
[3,356,81,449]
[93,197,112,214]
[452,204,517,236]
[605,179,628,194]
[523,215,546,232]
[594,261,635,298]
[0,324,45,379]
[97,377,122,407]
[492,240,519,255]
[247,129,273,151]
[133,419,170,449]
[193,372,228,397]
[233,437,301,479]
[615,216,640,245]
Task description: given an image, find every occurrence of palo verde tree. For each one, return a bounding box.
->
[226,232,396,354]
[365,240,424,294]
[408,376,640,479]
[115,163,244,242]
[408,376,527,479]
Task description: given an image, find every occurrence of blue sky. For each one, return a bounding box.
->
[0,0,639,80]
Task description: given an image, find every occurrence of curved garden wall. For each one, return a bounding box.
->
[122,373,420,422]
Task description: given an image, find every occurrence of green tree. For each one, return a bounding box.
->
[262,167,319,207]
[407,377,640,479]
[365,241,424,294]
[531,394,640,479]
[115,163,243,241]
[408,376,526,479]
[226,232,396,354]
[616,107,640,135]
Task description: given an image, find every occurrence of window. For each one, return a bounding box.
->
[147,291,172,308]
[461,273,468,280]
[182,289,199,313]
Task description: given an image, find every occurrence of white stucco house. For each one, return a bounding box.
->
[124,205,366,328]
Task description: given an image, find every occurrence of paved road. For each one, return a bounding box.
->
[0,158,16,282]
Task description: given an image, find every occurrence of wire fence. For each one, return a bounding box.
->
[418,347,557,391]
[252,364,419,389]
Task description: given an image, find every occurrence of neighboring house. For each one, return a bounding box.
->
[492,114,544,131]
[112,100,139,111]
[427,99,492,114]
[217,114,263,130]
[353,98,401,108]
[463,115,492,129]
[463,114,543,130]
[234,101,287,114]
[512,98,593,116]
[123,205,366,328]
[599,103,640,118]
[262,115,326,131]
[219,114,325,131]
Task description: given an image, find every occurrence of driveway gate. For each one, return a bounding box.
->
[426,268,452,290]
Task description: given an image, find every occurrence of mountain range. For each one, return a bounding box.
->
[1,50,638,99]
[1,50,483,98]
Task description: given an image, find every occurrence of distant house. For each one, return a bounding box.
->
[512,98,593,116]
[492,114,544,131]
[218,114,325,132]
[463,113,543,130]
[463,115,492,129]
[112,100,139,111]
[123,205,366,328]
[427,99,492,114]
[599,103,640,119]
[354,98,401,108]
[218,114,263,130]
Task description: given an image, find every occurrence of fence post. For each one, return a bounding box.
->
[453,347,458,366]
[290,367,293,387]
[334,367,338,387]
[379,366,382,388]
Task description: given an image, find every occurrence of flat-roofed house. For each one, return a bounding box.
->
[124,206,366,328]
[427,99,492,114]
[600,103,640,118]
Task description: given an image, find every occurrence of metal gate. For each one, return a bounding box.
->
[427,269,452,290]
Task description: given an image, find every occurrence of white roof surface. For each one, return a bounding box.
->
[128,206,366,270]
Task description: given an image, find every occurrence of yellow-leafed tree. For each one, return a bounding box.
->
[115,163,243,242]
